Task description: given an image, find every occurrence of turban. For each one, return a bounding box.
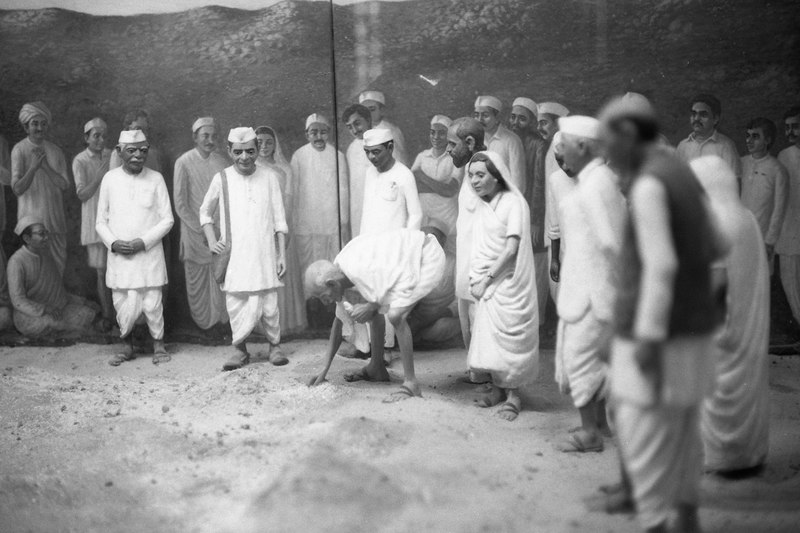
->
[15,215,44,236]
[558,116,601,141]
[430,115,452,129]
[363,128,393,146]
[83,117,107,134]
[305,113,330,130]
[512,97,538,117]
[119,130,147,144]
[537,102,569,118]
[474,95,502,112]
[19,101,52,126]
[359,91,385,105]
[598,92,657,125]
[192,117,215,133]
[227,127,257,144]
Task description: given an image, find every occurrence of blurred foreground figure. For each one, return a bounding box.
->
[98,130,174,366]
[173,117,229,332]
[466,152,539,422]
[8,217,98,337]
[553,117,625,452]
[306,229,445,402]
[201,128,288,371]
[776,106,800,329]
[600,94,727,533]
[694,155,770,474]
[73,118,114,330]
[11,102,69,276]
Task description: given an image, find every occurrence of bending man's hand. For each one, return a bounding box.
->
[351,302,379,323]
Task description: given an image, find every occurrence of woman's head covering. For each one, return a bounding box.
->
[255,125,290,170]
[468,150,516,193]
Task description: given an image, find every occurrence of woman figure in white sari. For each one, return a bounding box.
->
[256,126,308,335]
[467,151,539,421]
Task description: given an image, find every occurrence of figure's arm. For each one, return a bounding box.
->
[582,177,622,257]
[766,164,789,249]
[200,175,225,253]
[414,169,460,197]
[7,262,46,317]
[550,238,561,282]
[404,172,423,230]
[309,317,344,386]
[138,176,175,251]
[95,179,119,250]
[11,145,43,196]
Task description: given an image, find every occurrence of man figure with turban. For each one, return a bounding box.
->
[474,95,525,190]
[174,117,229,332]
[201,127,289,371]
[358,90,408,166]
[11,102,70,276]
[97,130,174,366]
[73,117,114,330]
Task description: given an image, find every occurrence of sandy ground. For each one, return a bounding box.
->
[1,340,800,533]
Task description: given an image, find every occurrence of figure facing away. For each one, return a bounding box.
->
[173,117,229,332]
[97,130,174,366]
[11,102,70,277]
[466,151,539,422]
[8,216,99,337]
[693,155,770,474]
[306,228,446,402]
[200,127,289,371]
[73,117,114,330]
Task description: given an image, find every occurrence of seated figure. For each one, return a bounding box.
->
[8,216,98,337]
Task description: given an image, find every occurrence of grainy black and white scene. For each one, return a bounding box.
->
[1,0,800,531]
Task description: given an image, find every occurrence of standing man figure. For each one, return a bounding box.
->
[173,117,229,332]
[776,106,800,328]
[510,96,549,325]
[97,130,174,366]
[547,132,579,302]
[73,117,113,329]
[200,127,289,371]
[676,93,742,180]
[342,104,372,238]
[600,94,727,533]
[290,113,349,281]
[358,90,408,166]
[11,102,70,276]
[474,95,525,190]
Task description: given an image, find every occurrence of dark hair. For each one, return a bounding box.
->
[254,125,276,137]
[691,94,721,117]
[468,153,508,190]
[783,106,800,121]
[123,109,149,129]
[452,117,487,151]
[342,104,371,125]
[746,117,777,148]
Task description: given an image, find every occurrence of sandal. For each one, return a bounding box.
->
[152,352,171,365]
[109,351,135,367]
[496,401,520,421]
[382,385,418,403]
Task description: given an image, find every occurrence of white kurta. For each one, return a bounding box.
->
[485,124,526,191]
[346,138,370,239]
[73,148,111,246]
[740,154,788,246]
[199,165,288,293]
[676,130,742,179]
[776,145,800,323]
[360,160,422,236]
[290,143,349,237]
[96,166,174,289]
[410,148,461,239]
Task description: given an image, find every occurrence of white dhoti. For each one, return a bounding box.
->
[184,260,228,330]
[112,288,164,339]
[533,250,549,326]
[227,290,280,346]
[779,254,800,323]
[555,310,611,408]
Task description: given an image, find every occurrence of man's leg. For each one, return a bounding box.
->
[533,250,549,326]
[344,314,391,382]
[259,290,288,366]
[223,292,256,371]
[109,289,140,366]
[780,254,800,325]
[674,405,703,533]
[142,288,169,364]
[383,307,421,402]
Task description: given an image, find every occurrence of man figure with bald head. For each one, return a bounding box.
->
[73,117,113,329]
[174,117,229,332]
[474,95,525,190]
[358,90,408,166]
[201,127,289,371]
[97,130,174,366]
[11,102,70,276]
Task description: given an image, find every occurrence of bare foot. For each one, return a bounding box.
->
[382,382,421,403]
[109,340,135,366]
[151,340,170,365]
[343,365,391,383]
[496,390,521,421]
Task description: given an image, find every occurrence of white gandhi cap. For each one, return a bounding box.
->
[305,113,330,130]
[512,97,538,117]
[227,127,257,144]
[118,129,147,144]
[474,95,502,112]
[558,115,601,140]
[538,102,570,117]
[430,115,452,129]
[359,91,385,105]
[363,128,393,146]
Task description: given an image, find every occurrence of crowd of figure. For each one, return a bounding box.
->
[1,89,798,532]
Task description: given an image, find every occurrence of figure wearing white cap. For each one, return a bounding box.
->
[473,95,525,191]
[545,132,578,305]
[510,97,549,326]
[109,109,164,173]
[410,115,461,252]
[551,116,626,453]
[97,129,174,366]
[173,117,229,332]
[11,101,70,277]
[72,117,113,329]
[289,113,350,282]
[341,104,373,238]
[8,217,98,337]
[358,90,408,166]
[359,126,423,349]
[537,101,570,198]
[200,127,289,371]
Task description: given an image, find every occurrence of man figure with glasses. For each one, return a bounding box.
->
[97,130,174,366]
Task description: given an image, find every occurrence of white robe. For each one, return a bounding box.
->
[346,138,370,238]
